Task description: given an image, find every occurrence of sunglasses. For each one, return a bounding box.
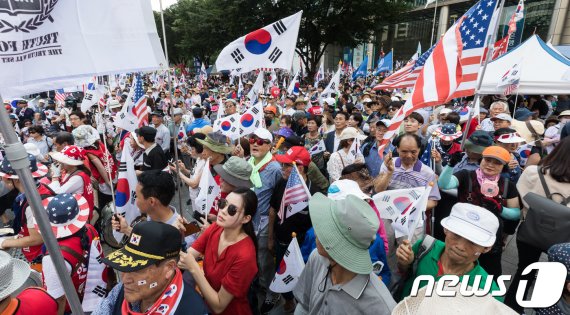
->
[249,137,270,146]
[388,107,397,112]
[218,198,239,216]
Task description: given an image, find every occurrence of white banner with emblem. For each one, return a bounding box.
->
[0,0,166,98]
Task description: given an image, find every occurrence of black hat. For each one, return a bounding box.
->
[192,107,203,117]
[102,221,181,272]
[284,135,303,148]
[135,126,157,142]
[151,111,164,118]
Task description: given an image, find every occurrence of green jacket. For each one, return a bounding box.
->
[401,239,504,302]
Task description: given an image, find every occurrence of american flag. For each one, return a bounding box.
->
[498,63,521,95]
[373,46,434,90]
[278,166,311,223]
[131,76,149,127]
[55,89,68,103]
[377,0,498,157]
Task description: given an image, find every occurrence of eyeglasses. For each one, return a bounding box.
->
[249,137,270,146]
[218,198,239,216]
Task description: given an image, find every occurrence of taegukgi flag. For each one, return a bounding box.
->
[269,237,305,293]
[0,0,166,98]
[215,11,302,73]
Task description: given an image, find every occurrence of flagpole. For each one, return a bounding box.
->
[430,0,438,46]
[95,88,117,212]
[159,0,185,217]
[0,97,85,315]
[461,0,507,150]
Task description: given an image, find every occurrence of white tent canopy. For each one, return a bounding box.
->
[478,35,570,95]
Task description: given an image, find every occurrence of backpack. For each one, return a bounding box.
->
[389,235,436,301]
[517,166,570,252]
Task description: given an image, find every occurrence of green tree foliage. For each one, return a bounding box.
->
[155,0,410,77]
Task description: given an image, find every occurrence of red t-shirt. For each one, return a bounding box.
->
[192,224,258,315]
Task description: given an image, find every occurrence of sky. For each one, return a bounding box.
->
[151,0,178,11]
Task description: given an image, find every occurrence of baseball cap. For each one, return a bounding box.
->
[253,128,273,143]
[264,105,277,115]
[275,146,311,166]
[482,146,510,164]
[441,203,499,247]
[514,107,533,121]
[103,221,182,272]
[172,108,183,116]
[490,113,512,122]
[439,108,453,115]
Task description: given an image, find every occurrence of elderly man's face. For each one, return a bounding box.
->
[397,137,420,167]
[120,260,177,304]
[443,229,489,265]
[493,119,511,130]
[490,103,506,117]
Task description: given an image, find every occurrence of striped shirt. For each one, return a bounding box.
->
[379,158,441,200]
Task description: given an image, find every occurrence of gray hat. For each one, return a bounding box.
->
[292,110,307,121]
[0,251,31,300]
[213,157,253,188]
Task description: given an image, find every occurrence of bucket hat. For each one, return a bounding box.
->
[23,143,41,158]
[338,127,359,141]
[103,221,182,272]
[50,145,86,166]
[37,193,90,239]
[213,156,253,188]
[72,125,100,148]
[0,251,31,300]
[514,107,533,121]
[436,123,462,141]
[196,131,233,154]
[0,154,48,179]
[464,131,493,154]
[309,193,379,274]
[440,203,499,247]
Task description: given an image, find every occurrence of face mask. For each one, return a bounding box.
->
[480,178,499,197]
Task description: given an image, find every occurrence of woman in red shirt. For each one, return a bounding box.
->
[179,187,258,315]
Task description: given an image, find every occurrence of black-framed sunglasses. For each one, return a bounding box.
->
[218,198,239,216]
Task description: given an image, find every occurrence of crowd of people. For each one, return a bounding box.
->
[0,71,569,315]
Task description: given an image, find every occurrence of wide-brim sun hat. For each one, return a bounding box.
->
[37,193,89,239]
[72,125,100,148]
[0,155,48,179]
[0,251,31,300]
[338,127,359,141]
[214,162,253,188]
[309,193,378,274]
[436,123,462,141]
[196,132,233,154]
[511,119,545,145]
[49,145,86,166]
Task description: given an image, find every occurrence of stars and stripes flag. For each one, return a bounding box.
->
[373,46,430,90]
[278,165,311,223]
[377,0,499,157]
[131,76,150,127]
[55,89,68,104]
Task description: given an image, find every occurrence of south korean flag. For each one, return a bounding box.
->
[215,11,303,73]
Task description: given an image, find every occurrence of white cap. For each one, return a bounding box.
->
[327,179,371,200]
[440,203,499,247]
[253,128,273,143]
[324,97,336,105]
[108,100,121,109]
[440,108,453,115]
[490,113,512,122]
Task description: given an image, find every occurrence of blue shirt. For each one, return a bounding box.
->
[185,118,210,134]
[300,227,391,286]
[251,160,282,233]
[361,141,391,177]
